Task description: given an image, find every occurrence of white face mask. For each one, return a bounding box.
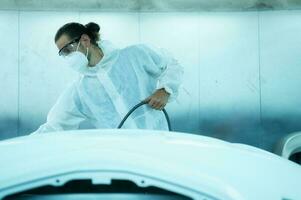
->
[65,42,89,74]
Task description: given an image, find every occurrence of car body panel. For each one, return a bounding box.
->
[0,129,300,200]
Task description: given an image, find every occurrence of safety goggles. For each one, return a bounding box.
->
[58,37,80,57]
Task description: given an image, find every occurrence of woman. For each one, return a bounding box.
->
[32,22,183,134]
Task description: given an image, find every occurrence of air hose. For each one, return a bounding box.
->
[117,101,172,131]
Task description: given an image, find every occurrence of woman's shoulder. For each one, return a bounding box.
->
[120,43,161,59]
[62,78,81,94]
[122,43,153,51]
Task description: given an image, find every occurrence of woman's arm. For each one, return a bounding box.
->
[31,82,87,134]
[136,44,184,109]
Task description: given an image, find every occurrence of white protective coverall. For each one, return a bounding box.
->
[32,40,183,134]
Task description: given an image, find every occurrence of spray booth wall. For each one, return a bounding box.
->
[1,10,301,151]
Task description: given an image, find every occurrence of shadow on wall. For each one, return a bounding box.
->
[0,118,97,139]
[261,115,301,152]
[0,117,18,140]
[1,113,301,153]
[172,112,301,152]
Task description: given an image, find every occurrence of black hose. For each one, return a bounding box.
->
[117,101,172,131]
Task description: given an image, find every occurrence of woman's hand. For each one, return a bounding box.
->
[143,88,170,110]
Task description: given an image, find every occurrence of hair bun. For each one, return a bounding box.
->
[85,22,100,33]
[85,22,100,42]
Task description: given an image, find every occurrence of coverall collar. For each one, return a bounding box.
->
[96,40,119,70]
[83,40,119,76]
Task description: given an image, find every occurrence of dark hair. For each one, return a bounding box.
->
[55,22,100,45]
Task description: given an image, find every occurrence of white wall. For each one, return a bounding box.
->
[0,11,18,139]
[1,10,301,151]
[259,11,301,149]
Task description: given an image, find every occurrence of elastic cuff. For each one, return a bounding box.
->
[157,85,173,95]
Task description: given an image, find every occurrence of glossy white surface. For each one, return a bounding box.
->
[0,129,300,200]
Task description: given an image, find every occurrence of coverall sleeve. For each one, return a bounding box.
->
[136,44,184,101]
[30,82,87,135]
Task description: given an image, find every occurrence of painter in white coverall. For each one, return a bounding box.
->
[32,23,183,134]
